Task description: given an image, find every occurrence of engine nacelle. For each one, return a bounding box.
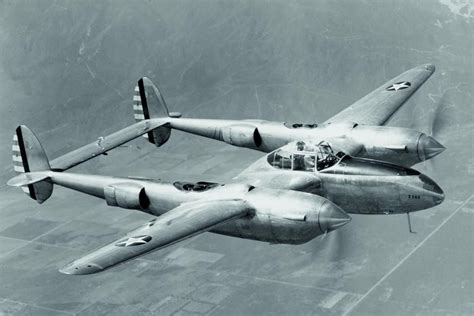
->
[215,186,350,245]
[350,125,430,166]
[104,182,150,210]
[221,124,262,148]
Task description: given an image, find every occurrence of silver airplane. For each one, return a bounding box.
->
[45,64,443,174]
[8,120,444,274]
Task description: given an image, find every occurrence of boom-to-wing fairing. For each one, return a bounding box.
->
[8,121,444,274]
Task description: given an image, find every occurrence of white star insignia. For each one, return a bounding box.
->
[386,81,411,91]
[115,235,152,247]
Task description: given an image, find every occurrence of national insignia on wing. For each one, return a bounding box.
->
[115,235,152,247]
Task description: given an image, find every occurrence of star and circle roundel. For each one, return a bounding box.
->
[386,81,411,91]
[115,235,152,247]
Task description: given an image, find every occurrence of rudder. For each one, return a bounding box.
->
[133,77,176,147]
[12,125,53,203]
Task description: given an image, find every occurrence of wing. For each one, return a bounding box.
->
[325,137,364,157]
[324,64,435,126]
[50,119,167,171]
[59,199,252,274]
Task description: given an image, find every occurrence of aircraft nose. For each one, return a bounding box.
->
[430,183,445,205]
[318,200,351,233]
[417,134,446,161]
[434,192,445,205]
[419,174,445,206]
[429,188,444,206]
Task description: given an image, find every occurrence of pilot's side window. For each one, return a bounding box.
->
[293,154,305,171]
[304,155,316,171]
[292,154,316,172]
[270,150,292,170]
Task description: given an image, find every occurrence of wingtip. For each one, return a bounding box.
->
[59,262,105,275]
[421,63,435,73]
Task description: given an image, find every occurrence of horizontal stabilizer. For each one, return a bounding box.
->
[50,119,167,171]
[8,172,50,187]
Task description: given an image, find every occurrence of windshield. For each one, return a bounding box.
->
[267,141,342,172]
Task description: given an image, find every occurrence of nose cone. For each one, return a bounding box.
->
[419,174,445,206]
[430,183,445,206]
[318,201,351,233]
[428,188,445,206]
[417,134,446,161]
[433,192,445,205]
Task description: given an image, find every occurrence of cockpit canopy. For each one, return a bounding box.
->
[267,141,345,172]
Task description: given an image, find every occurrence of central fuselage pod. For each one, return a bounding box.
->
[316,158,445,214]
[236,142,444,214]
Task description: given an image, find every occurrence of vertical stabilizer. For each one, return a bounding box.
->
[133,77,174,146]
[12,125,53,203]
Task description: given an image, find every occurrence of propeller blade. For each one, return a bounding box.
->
[321,229,329,242]
[430,92,453,139]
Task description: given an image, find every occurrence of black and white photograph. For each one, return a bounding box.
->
[0,0,472,315]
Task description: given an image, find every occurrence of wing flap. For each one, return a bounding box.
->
[50,119,168,171]
[59,199,252,274]
[324,64,435,126]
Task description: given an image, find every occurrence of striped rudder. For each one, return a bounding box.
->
[12,126,53,203]
[132,77,174,147]
[133,84,151,141]
[12,133,30,195]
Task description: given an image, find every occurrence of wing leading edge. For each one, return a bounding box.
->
[59,199,253,275]
[324,64,435,126]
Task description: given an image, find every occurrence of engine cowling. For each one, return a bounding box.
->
[221,124,262,148]
[223,186,351,244]
[104,182,150,210]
